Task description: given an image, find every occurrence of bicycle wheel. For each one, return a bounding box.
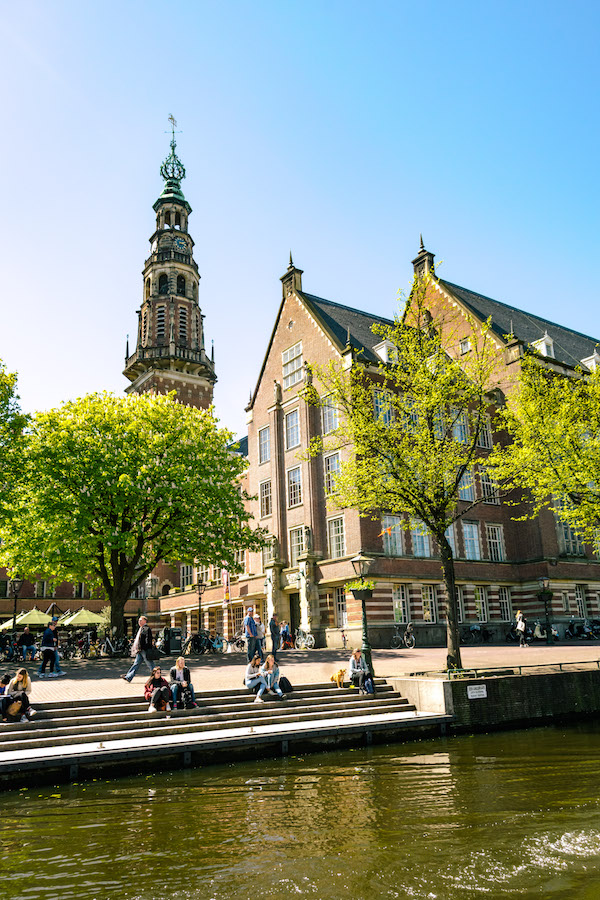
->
[233,638,245,653]
[390,634,402,650]
[404,634,416,649]
[294,637,305,650]
[305,634,315,649]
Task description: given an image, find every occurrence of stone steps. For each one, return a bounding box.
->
[0,680,451,786]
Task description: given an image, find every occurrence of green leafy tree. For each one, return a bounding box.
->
[0,359,29,525]
[306,274,504,669]
[0,392,263,635]
[489,355,600,541]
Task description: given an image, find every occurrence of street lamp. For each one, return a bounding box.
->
[197,579,206,632]
[350,551,374,676]
[10,576,24,637]
[537,575,553,645]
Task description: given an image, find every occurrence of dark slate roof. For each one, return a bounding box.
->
[441,280,600,370]
[299,291,395,363]
[228,435,248,457]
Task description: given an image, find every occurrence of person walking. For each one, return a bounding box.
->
[254,613,266,659]
[121,616,153,682]
[516,610,528,648]
[17,626,37,662]
[38,622,57,677]
[268,613,281,662]
[243,606,259,662]
[50,616,66,676]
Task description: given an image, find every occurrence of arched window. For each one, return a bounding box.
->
[177,275,186,296]
[142,312,148,343]
[145,278,150,299]
[165,212,171,227]
[175,212,181,227]
[158,273,169,295]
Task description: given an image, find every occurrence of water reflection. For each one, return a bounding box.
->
[1,724,600,900]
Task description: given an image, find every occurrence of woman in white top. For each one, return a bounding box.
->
[8,668,32,697]
[245,653,268,703]
[260,655,286,700]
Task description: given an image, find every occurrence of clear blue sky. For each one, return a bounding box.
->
[1,0,598,436]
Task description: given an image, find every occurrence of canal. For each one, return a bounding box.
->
[1,722,599,900]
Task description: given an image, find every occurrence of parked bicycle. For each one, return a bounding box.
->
[390,621,415,650]
[182,630,213,655]
[226,631,246,653]
[100,633,131,658]
[294,628,315,650]
[460,623,493,644]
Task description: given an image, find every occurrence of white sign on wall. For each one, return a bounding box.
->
[467,684,487,699]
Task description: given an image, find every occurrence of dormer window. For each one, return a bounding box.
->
[532,331,554,357]
[460,338,471,355]
[581,350,600,372]
[373,340,398,364]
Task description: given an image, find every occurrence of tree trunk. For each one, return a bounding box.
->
[438,534,463,670]
[109,588,130,639]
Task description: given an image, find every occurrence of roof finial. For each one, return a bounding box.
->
[125,334,129,360]
[346,326,351,347]
[211,339,215,363]
[160,115,185,183]
[289,250,294,268]
[419,233,425,252]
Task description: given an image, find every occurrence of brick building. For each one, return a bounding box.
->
[160,243,600,647]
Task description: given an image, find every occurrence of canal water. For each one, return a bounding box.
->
[1,723,599,900]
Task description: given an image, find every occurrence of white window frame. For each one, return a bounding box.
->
[575,584,587,617]
[285,409,300,450]
[462,521,481,560]
[451,409,469,443]
[322,395,339,434]
[421,585,437,623]
[259,480,272,518]
[382,515,403,556]
[411,519,431,558]
[486,523,505,561]
[289,526,305,567]
[258,426,271,465]
[373,389,393,425]
[287,466,302,508]
[498,586,512,621]
[324,451,341,496]
[196,564,210,585]
[445,524,456,556]
[282,341,303,390]
[480,466,500,504]
[476,416,493,450]
[327,516,346,559]
[335,586,348,626]
[456,585,465,623]
[180,564,194,590]
[474,585,488,622]
[459,337,471,355]
[261,539,274,572]
[392,584,409,623]
[458,469,475,501]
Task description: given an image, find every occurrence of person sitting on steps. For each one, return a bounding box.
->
[348,648,374,695]
[169,656,197,709]
[245,653,268,703]
[144,666,172,713]
[260,654,286,700]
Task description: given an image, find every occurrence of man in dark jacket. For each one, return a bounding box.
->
[269,613,281,662]
[17,626,37,661]
[121,616,153,682]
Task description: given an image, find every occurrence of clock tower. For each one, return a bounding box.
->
[124,125,216,409]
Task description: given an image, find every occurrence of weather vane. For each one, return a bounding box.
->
[160,115,186,183]
[166,114,182,145]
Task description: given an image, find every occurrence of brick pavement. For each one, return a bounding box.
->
[2,642,600,704]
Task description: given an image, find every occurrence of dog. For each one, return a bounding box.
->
[330,668,346,689]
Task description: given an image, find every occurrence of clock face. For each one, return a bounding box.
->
[174,237,187,252]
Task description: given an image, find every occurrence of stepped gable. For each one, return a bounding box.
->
[299,291,395,362]
[440,279,600,370]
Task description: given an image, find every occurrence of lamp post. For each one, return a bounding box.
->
[350,551,374,677]
[197,579,206,633]
[10,577,24,637]
[537,575,553,645]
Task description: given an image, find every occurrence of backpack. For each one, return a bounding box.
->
[364,676,375,695]
[279,675,293,694]
[181,686,195,709]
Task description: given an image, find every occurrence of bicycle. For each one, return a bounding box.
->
[182,630,212,655]
[294,628,315,650]
[390,622,416,650]
[460,624,492,644]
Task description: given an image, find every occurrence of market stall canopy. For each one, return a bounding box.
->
[61,608,106,627]
[11,607,52,627]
